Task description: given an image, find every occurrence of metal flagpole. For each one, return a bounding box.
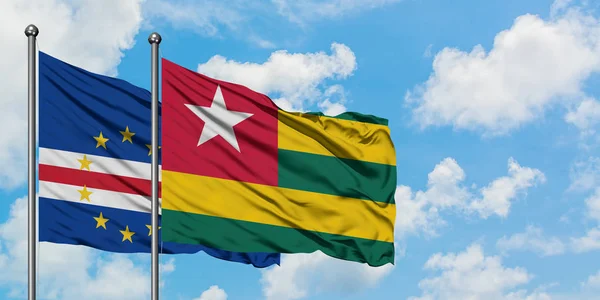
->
[25,24,39,300]
[148,32,162,300]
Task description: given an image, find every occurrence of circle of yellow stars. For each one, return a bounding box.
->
[76,126,162,244]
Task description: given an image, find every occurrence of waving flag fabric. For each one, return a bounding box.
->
[161,58,397,267]
[37,51,280,268]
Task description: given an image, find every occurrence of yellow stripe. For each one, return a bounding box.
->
[277,111,396,165]
[162,170,395,243]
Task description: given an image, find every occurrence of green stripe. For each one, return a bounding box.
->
[162,209,395,267]
[278,149,396,204]
[303,111,389,126]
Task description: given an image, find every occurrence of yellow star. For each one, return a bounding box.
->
[77,155,93,171]
[120,226,135,243]
[94,131,109,149]
[119,126,135,143]
[145,224,162,236]
[78,185,92,202]
[93,212,109,229]
[145,144,162,156]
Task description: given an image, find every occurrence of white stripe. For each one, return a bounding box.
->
[39,147,162,181]
[39,180,162,214]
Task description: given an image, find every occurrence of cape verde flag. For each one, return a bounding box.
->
[37,51,280,268]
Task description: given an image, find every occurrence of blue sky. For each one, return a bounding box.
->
[1,0,600,299]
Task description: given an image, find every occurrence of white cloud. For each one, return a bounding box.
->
[504,289,553,300]
[585,188,600,222]
[550,0,574,17]
[75,255,150,300]
[423,44,434,58]
[571,187,600,253]
[496,226,566,257]
[197,43,356,113]
[248,35,277,49]
[0,0,144,188]
[272,0,402,24]
[142,0,280,48]
[143,0,399,46]
[571,228,600,253]
[259,251,394,300]
[316,85,348,116]
[194,285,228,300]
[569,157,600,192]
[396,157,545,238]
[406,5,600,135]
[581,270,600,290]
[411,242,600,300]
[160,257,176,274]
[143,0,246,37]
[394,158,469,238]
[565,98,600,136]
[0,197,162,300]
[524,271,600,300]
[318,99,347,116]
[469,158,546,218]
[569,186,600,253]
[409,243,543,300]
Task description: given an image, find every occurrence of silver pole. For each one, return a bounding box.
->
[25,24,39,300]
[148,32,162,300]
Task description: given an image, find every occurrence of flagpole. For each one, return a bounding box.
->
[25,24,39,300]
[149,32,162,300]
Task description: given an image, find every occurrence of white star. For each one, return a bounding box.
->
[184,85,253,152]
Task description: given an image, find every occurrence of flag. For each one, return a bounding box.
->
[37,51,280,268]
[160,59,397,267]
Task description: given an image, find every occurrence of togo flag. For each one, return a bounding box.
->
[161,58,397,267]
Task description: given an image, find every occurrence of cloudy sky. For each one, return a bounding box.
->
[1,0,600,299]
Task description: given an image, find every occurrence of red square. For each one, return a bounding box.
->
[161,59,279,186]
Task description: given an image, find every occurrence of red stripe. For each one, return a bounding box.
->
[39,164,162,197]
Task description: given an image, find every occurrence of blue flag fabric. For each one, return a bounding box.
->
[37,51,280,268]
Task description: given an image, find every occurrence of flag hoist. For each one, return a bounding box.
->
[25,23,39,300]
[148,32,162,300]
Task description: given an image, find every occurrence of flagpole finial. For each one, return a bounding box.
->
[148,32,162,44]
[24,24,39,37]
